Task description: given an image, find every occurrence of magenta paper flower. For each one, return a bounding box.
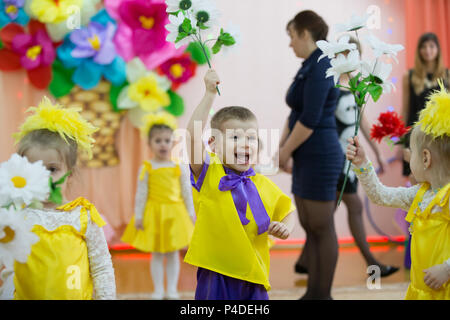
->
[105,0,184,70]
[12,28,55,70]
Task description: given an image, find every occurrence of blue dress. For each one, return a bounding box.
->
[285,48,344,201]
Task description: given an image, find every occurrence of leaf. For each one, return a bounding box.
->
[110,81,129,112]
[175,31,188,43]
[219,32,235,46]
[53,171,72,186]
[164,90,185,116]
[49,60,75,98]
[181,18,192,33]
[186,42,210,65]
[211,40,222,54]
[348,72,361,90]
[368,83,383,102]
[48,187,63,205]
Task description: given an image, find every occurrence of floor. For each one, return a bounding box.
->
[113,242,411,300]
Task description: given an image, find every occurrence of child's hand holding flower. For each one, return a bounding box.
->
[204,69,220,94]
[346,136,367,167]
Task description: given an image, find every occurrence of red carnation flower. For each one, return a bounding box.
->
[370,111,411,144]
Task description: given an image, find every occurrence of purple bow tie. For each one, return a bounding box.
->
[218,166,270,235]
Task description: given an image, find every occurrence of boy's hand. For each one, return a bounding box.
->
[204,69,220,94]
[268,221,290,240]
[346,136,367,167]
[135,218,144,230]
[423,263,450,290]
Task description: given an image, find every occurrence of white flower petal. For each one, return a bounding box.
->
[117,86,139,110]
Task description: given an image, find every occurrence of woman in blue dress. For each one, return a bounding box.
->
[278,10,342,300]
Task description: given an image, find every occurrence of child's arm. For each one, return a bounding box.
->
[187,69,220,177]
[180,164,196,222]
[346,136,419,211]
[134,166,149,230]
[85,220,116,300]
[423,258,450,290]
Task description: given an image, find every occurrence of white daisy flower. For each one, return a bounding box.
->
[326,51,361,85]
[190,0,220,29]
[0,207,39,268]
[0,154,50,208]
[166,0,195,13]
[364,34,404,63]
[316,35,357,62]
[165,11,197,49]
[335,13,369,33]
[361,59,394,93]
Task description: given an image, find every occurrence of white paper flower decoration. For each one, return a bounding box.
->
[0,153,50,208]
[326,51,361,85]
[335,13,369,32]
[165,11,198,49]
[364,34,404,63]
[190,0,220,29]
[361,59,394,93]
[0,207,39,268]
[316,35,357,62]
[166,0,194,13]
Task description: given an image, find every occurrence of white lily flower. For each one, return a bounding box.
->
[316,35,357,62]
[190,0,220,29]
[365,34,404,63]
[362,59,395,93]
[0,154,50,208]
[326,51,361,85]
[335,13,369,32]
[165,11,197,49]
[0,207,39,269]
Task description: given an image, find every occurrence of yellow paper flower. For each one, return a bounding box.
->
[416,79,450,139]
[29,0,83,24]
[141,111,177,137]
[128,74,171,112]
[14,96,98,158]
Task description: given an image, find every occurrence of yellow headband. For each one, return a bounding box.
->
[416,79,450,139]
[141,111,177,137]
[14,96,98,158]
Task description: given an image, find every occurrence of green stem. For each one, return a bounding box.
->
[195,34,221,95]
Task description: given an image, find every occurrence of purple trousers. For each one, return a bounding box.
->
[195,268,269,300]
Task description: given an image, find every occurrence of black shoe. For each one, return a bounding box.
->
[380,265,399,277]
[294,264,308,274]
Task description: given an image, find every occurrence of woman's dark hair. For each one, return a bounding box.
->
[287,10,328,41]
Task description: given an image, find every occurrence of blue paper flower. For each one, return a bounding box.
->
[0,0,29,28]
[55,9,126,90]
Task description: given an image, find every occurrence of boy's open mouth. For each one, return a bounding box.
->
[235,152,250,165]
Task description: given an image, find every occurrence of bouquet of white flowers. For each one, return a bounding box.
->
[165,0,240,94]
[317,13,404,205]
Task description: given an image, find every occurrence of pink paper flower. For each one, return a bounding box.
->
[105,0,184,70]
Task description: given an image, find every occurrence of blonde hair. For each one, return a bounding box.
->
[17,129,78,171]
[411,33,448,95]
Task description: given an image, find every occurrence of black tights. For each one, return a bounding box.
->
[296,192,390,288]
[294,196,338,300]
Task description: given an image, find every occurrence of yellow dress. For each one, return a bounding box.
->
[121,161,194,253]
[185,153,295,291]
[405,182,450,300]
[13,197,106,300]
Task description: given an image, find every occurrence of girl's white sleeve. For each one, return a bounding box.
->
[134,166,149,220]
[85,216,116,300]
[180,164,195,220]
[353,160,420,211]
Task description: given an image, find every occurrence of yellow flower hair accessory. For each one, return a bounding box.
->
[416,79,450,139]
[14,96,98,158]
[141,111,177,137]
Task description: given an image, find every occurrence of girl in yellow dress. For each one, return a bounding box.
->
[1,97,116,300]
[121,112,195,300]
[346,81,450,300]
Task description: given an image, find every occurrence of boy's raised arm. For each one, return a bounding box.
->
[187,69,220,176]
